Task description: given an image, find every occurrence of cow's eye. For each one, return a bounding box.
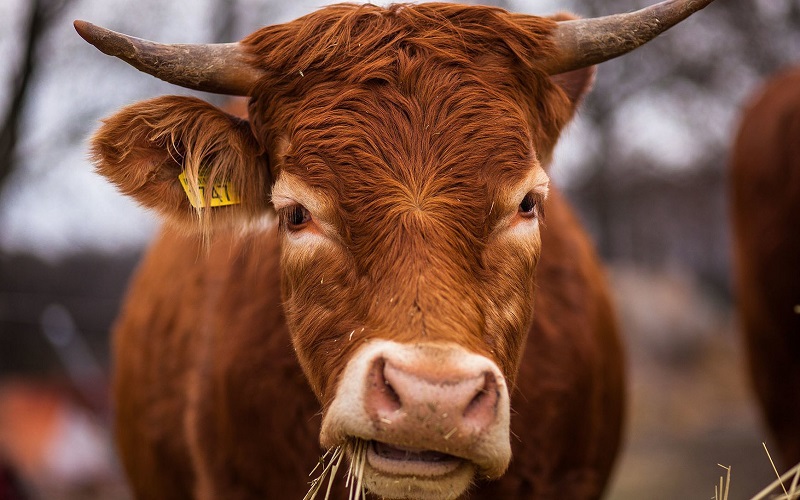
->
[518,193,539,219]
[283,204,312,231]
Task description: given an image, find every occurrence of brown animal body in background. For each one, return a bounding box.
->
[75,1,715,498]
[732,67,800,469]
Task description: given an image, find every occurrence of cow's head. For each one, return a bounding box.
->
[79,1,714,498]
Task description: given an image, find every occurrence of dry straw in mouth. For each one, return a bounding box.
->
[305,439,369,500]
[749,443,800,500]
[716,443,800,500]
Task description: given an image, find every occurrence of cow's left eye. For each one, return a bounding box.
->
[283,204,312,231]
[518,193,539,219]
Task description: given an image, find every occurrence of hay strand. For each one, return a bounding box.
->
[713,464,731,500]
[764,442,790,498]
[304,445,344,500]
[751,444,800,500]
[347,439,368,500]
[305,439,369,500]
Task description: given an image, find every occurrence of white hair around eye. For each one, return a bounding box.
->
[491,162,549,240]
[271,171,339,248]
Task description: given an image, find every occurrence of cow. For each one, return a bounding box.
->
[75,1,716,498]
[731,67,800,470]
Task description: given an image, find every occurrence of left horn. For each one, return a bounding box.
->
[74,20,263,96]
[540,0,717,75]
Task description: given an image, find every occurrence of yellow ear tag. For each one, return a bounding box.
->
[178,172,241,208]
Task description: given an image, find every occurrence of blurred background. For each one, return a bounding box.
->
[0,0,797,498]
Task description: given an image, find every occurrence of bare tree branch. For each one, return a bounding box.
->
[0,0,74,191]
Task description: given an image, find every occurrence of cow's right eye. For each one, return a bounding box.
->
[283,204,311,231]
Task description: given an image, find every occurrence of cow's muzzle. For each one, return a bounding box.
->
[320,341,511,500]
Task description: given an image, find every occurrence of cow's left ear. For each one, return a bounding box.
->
[550,66,596,108]
[91,95,271,231]
[546,13,596,111]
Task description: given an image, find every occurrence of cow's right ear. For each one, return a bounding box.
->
[91,95,271,230]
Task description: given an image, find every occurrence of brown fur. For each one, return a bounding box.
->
[95,4,624,498]
[731,67,800,468]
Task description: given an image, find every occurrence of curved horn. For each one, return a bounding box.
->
[541,0,716,75]
[73,20,263,96]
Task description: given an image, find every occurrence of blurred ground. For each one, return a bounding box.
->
[0,252,136,500]
[606,265,778,500]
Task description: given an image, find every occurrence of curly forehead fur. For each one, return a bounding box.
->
[240,3,575,263]
[243,3,574,153]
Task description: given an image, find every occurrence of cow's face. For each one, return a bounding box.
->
[89,5,592,499]
[235,8,593,497]
[264,81,549,498]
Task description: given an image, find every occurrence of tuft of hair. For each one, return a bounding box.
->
[241,3,576,161]
[243,3,558,80]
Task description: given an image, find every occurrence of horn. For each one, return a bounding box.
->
[541,0,716,75]
[73,20,263,96]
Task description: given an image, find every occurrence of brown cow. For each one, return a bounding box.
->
[732,67,800,469]
[75,1,715,499]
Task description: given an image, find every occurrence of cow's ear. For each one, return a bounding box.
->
[545,13,596,110]
[91,95,271,231]
[550,66,596,108]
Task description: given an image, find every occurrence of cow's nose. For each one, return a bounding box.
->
[364,356,500,434]
[319,341,511,479]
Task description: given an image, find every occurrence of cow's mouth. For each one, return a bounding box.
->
[366,440,466,477]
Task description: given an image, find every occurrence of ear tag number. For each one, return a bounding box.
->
[178,172,241,208]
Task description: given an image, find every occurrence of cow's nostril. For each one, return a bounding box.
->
[382,379,401,408]
[463,372,499,427]
[367,357,402,415]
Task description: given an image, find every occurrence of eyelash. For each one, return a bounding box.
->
[281,204,311,231]
[517,192,543,220]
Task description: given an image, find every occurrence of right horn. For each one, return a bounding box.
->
[540,0,717,75]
